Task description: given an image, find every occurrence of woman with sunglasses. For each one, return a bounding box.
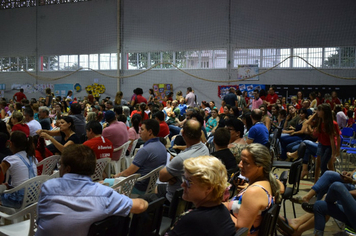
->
[165,156,236,236]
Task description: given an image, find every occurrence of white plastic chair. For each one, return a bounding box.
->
[0,203,37,236]
[49,171,59,179]
[91,158,111,181]
[0,175,50,216]
[36,155,61,175]
[111,141,131,175]
[125,139,139,168]
[111,173,140,197]
[136,165,164,195]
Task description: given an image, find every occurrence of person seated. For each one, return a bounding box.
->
[153,111,169,138]
[0,131,37,208]
[36,144,148,236]
[205,108,219,135]
[211,128,237,171]
[225,143,281,235]
[0,132,11,163]
[159,119,209,202]
[83,121,113,160]
[278,170,356,236]
[226,118,247,164]
[259,104,271,132]
[10,111,30,136]
[114,119,167,195]
[38,106,52,130]
[165,156,236,236]
[37,116,80,154]
[246,109,269,146]
[279,108,309,160]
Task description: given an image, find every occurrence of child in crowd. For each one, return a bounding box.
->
[0,131,37,208]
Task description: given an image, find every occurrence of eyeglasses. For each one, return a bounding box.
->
[181,175,193,188]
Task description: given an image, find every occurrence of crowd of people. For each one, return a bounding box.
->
[0,85,354,235]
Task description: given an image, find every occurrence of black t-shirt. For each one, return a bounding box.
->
[60,131,80,146]
[211,149,238,170]
[167,204,236,236]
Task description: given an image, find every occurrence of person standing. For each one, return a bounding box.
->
[185,87,196,107]
[222,87,238,108]
[252,89,263,110]
[264,87,279,111]
[13,88,27,103]
[45,88,53,107]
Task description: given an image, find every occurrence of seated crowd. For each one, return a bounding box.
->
[0,85,354,235]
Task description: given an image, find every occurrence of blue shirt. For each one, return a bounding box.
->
[178,104,188,116]
[223,92,237,107]
[248,122,269,145]
[132,138,167,191]
[36,174,133,236]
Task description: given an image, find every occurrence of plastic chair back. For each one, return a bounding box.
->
[0,203,38,236]
[91,158,110,181]
[112,140,131,174]
[258,204,280,236]
[129,197,166,236]
[111,173,140,197]
[87,215,130,236]
[0,175,50,215]
[127,139,139,158]
[136,165,164,194]
[36,155,60,175]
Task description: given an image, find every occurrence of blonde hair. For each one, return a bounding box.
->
[86,112,97,122]
[243,144,281,203]
[12,111,24,124]
[115,91,123,105]
[183,156,227,202]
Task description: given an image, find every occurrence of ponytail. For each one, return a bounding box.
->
[26,136,35,158]
[139,103,146,121]
[268,172,281,203]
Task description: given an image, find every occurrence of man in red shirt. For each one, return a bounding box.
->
[153,111,169,138]
[13,88,27,102]
[83,121,113,159]
[264,87,279,111]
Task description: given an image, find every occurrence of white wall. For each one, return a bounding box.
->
[1,0,356,103]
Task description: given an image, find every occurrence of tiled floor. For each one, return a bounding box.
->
[277,172,346,236]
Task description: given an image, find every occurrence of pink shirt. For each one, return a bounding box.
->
[252,98,263,110]
[185,92,196,107]
[102,121,129,161]
[127,127,141,152]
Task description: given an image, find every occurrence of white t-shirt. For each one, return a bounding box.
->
[27,119,42,137]
[4,151,37,187]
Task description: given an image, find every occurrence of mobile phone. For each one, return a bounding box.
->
[229,171,249,184]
